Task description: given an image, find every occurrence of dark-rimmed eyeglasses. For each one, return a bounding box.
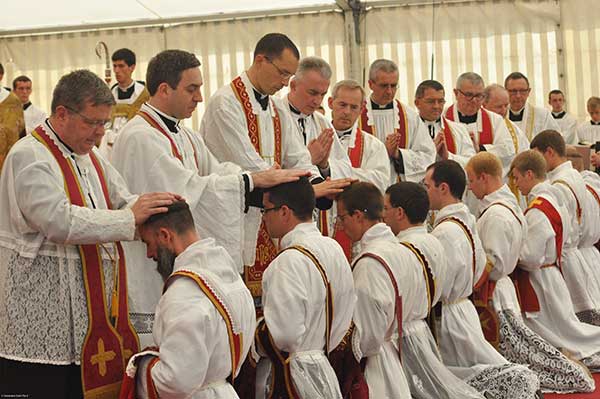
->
[260,206,282,215]
[457,89,484,101]
[65,106,111,128]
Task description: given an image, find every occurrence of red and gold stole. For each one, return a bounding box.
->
[445,105,493,145]
[319,128,364,261]
[441,117,457,154]
[32,125,139,399]
[255,245,332,399]
[353,251,402,362]
[230,76,282,301]
[510,196,564,314]
[137,110,200,169]
[360,100,409,148]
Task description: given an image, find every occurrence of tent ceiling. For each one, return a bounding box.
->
[1,0,337,34]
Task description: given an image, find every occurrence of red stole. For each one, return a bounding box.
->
[445,105,493,145]
[230,76,282,302]
[32,126,139,398]
[511,196,564,313]
[360,100,408,148]
[319,128,364,261]
[137,110,200,169]
[441,117,457,154]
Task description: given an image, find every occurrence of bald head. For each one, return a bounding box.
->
[483,84,510,117]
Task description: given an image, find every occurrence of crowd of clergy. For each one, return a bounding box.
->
[1,32,600,399]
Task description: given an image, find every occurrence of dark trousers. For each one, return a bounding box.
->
[0,357,83,398]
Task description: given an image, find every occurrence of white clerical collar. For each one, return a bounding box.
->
[396,224,427,240]
[117,80,135,91]
[510,106,526,115]
[547,160,572,180]
[287,97,310,119]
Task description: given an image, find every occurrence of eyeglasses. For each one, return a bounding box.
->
[65,106,111,128]
[457,89,485,101]
[260,206,282,215]
[264,56,293,80]
[507,89,530,96]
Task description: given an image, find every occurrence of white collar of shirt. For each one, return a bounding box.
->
[478,184,516,215]
[280,222,320,249]
[117,80,136,91]
[359,223,396,248]
[285,96,310,120]
[527,180,552,202]
[396,224,427,240]
[547,160,573,181]
[434,202,470,227]
[365,97,400,128]
[336,121,359,147]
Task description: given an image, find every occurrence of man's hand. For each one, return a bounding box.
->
[308,128,334,169]
[131,192,181,225]
[434,132,449,160]
[385,133,400,159]
[469,131,480,153]
[251,168,311,188]
[313,177,356,199]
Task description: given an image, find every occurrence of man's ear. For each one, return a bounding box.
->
[157,226,172,245]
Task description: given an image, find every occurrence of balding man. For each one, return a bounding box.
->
[360,59,435,183]
[505,72,560,141]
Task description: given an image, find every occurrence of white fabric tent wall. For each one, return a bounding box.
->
[0,0,598,125]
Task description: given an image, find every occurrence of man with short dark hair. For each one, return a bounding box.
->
[123,201,256,398]
[12,75,47,135]
[360,59,435,183]
[505,72,560,141]
[0,77,24,168]
[548,89,578,144]
[0,69,177,397]
[415,79,475,167]
[531,130,600,325]
[424,160,540,398]
[385,181,484,398]
[201,33,353,310]
[99,48,148,161]
[255,177,355,398]
[112,49,311,347]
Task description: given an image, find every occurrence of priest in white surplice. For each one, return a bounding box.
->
[0,69,178,398]
[254,178,355,399]
[445,73,516,176]
[576,96,600,145]
[123,201,256,399]
[512,150,600,376]
[549,89,579,145]
[384,181,483,399]
[530,130,600,326]
[415,80,475,168]
[359,59,435,183]
[424,160,540,398]
[12,75,47,135]
[280,56,352,181]
[335,182,413,398]
[505,72,560,142]
[112,50,310,347]
[467,152,592,393]
[99,48,149,162]
[200,33,352,310]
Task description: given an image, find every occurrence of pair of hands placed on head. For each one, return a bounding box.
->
[131,165,356,226]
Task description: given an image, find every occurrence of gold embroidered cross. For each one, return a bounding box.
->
[90,338,116,376]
